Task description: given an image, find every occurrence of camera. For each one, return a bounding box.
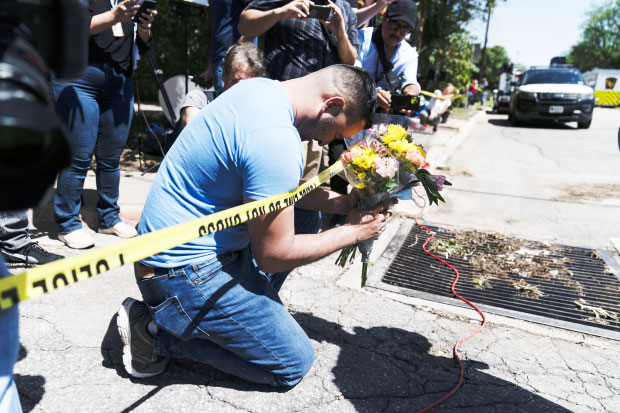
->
[308,5,331,20]
[0,0,88,210]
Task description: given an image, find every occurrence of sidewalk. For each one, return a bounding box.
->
[15,109,620,412]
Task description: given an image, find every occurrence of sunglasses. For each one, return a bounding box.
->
[386,19,412,35]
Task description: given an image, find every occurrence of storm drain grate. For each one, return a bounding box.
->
[380,224,620,340]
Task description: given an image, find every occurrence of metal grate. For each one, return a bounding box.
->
[538,92,578,101]
[381,224,620,340]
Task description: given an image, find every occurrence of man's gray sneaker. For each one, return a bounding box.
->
[117,297,168,378]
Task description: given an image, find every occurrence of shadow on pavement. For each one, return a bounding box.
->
[100,310,571,412]
[487,118,576,130]
[294,312,572,412]
[15,344,45,413]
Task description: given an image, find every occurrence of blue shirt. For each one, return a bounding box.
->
[138,78,304,268]
[355,27,420,91]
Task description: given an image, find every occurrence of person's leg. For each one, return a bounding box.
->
[0,211,62,267]
[0,211,30,251]
[137,248,314,387]
[0,258,23,413]
[52,66,103,235]
[94,65,134,230]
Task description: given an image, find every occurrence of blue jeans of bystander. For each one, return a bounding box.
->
[137,208,321,387]
[51,63,133,234]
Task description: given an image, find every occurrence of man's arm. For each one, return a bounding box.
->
[238,0,311,37]
[325,1,357,64]
[354,0,394,28]
[246,197,394,273]
[89,0,140,34]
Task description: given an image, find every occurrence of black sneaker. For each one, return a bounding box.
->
[0,242,64,268]
[117,297,168,378]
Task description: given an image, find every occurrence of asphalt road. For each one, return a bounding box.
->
[424,107,620,250]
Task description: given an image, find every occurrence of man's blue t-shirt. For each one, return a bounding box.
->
[138,78,304,268]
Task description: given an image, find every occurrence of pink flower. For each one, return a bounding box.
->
[374,157,399,178]
[405,149,426,167]
[430,175,446,191]
[369,140,386,155]
[376,123,388,136]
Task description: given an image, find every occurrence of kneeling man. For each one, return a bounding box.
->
[117,64,395,387]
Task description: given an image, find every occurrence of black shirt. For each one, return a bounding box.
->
[87,0,148,74]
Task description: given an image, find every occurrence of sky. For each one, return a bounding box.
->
[467,0,603,69]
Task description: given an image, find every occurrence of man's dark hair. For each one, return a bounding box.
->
[223,42,267,79]
[329,64,377,129]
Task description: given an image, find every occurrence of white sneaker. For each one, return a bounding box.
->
[99,222,137,238]
[58,229,96,249]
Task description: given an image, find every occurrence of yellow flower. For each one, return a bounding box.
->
[387,138,411,155]
[357,171,366,180]
[357,182,365,189]
[381,124,408,144]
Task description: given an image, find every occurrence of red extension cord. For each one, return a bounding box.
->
[413,217,488,412]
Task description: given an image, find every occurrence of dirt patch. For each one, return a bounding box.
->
[553,183,620,202]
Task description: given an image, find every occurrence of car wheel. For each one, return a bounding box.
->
[577,118,592,129]
[509,111,520,126]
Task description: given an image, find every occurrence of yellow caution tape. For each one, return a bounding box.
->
[0,161,345,311]
[420,90,459,101]
[594,91,620,107]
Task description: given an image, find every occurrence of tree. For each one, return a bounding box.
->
[415,0,497,91]
[477,45,509,87]
[134,1,212,103]
[568,0,620,72]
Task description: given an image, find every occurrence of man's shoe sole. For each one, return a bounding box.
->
[117,297,163,379]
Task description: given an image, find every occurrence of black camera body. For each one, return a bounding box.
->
[308,5,331,20]
[0,0,88,210]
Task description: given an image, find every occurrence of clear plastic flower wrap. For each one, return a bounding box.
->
[337,119,452,288]
[335,137,400,287]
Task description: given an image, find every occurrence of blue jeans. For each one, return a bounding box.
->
[0,257,23,413]
[51,63,134,234]
[137,208,321,387]
[213,56,225,95]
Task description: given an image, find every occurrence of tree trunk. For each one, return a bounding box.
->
[416,0,428,51]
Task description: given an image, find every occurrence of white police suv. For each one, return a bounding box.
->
[508,67,594,129]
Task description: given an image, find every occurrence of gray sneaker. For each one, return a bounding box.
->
[117,297,168,378]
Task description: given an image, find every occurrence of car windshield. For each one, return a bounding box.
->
[522,70,585,85]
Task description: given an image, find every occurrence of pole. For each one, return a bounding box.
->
[479,4,492,80]
[146,49,177,126]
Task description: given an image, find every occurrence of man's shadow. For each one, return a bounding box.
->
[15,344,46,413]
[101,311,570,412]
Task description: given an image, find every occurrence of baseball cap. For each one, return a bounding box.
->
[386,0,417,30]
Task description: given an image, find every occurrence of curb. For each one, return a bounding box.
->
[426,109,487,168]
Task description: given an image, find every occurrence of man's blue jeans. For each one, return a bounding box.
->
[137,209,321,387]
[51,63,133,234]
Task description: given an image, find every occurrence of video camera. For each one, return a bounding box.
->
[0,0,88,210]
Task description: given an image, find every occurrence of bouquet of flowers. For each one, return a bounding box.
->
[336,122,451,287]
[335,138,400,287]
[372,123,449,205]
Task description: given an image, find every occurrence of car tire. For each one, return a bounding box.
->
[577,118,592,129]
[509,111,520,126]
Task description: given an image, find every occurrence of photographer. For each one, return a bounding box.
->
[354,0,420,111]
[52,0,157,249]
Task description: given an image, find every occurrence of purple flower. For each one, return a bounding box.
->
[430,175,446,191]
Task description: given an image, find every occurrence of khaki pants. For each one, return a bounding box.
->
[301,140,326,181]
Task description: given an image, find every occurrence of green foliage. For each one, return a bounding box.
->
[417,0,487,91]
[475,45,509,87]
[567,0,620,72]
[133,0,212,103]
